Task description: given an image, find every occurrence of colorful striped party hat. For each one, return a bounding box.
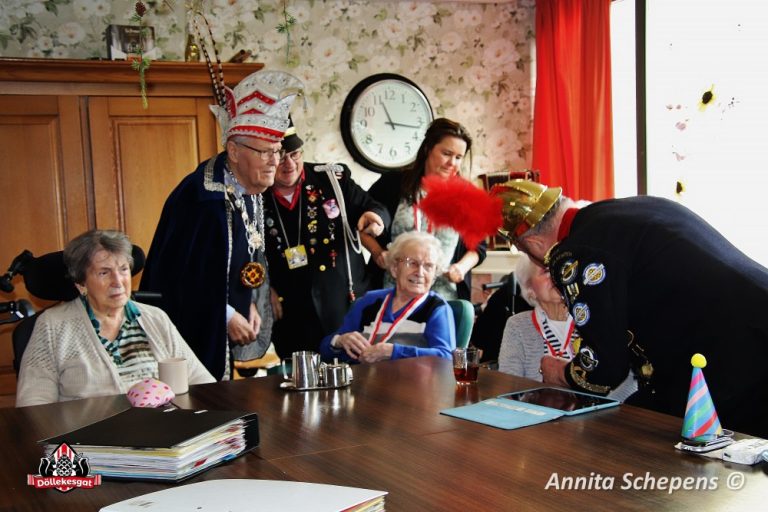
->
[681,353,723,442]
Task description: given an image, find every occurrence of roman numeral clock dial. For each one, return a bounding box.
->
[340,74,434,173]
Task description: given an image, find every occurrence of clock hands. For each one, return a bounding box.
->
[381,103,396,131]
[380,103,421,130]
[389,121,421,129]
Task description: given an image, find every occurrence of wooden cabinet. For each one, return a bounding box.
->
[0,58,263,402]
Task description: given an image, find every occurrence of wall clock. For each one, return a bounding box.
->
[340,73,434,173]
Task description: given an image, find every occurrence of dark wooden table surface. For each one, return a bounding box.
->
[3,357,765,511]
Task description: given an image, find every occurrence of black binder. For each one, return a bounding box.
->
[40,407,259,481]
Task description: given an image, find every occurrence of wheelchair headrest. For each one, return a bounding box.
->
[23,245,146,302]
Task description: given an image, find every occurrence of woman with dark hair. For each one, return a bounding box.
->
[363,118,486,300]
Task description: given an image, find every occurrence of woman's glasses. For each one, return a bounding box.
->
[397,257,436,273]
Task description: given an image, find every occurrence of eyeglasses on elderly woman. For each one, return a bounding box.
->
[396,257,436,273]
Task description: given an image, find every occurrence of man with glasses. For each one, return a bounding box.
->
[141,70,303,380]
[486,179,768,438]
[264,122,390,359]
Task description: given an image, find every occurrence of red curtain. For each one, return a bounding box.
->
[532,0,614,200]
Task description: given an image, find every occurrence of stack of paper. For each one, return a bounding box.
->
[41,407,258,482]
[100,479,387,512]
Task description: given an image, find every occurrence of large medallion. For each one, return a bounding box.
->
[241,261,266,288]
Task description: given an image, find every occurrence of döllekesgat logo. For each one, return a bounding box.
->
[27,442,102,492]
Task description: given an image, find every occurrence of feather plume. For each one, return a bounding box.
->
[419,175,503,250]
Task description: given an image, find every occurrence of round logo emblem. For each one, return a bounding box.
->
[560,259,579,284]
[572,302,590,326]
[583,263,606,286]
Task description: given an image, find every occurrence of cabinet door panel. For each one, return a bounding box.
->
[90,97,214,279]
[0,96,87,382]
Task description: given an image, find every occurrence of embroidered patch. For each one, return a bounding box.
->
[565,282,580,305]
[577,346,598,371]
[572,302,590,326]
[560,259,579,284]
[583,263,606,286]
[323,199,340,219]
[572,336,582,353]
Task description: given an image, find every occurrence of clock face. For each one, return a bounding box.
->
[341,74,434,173]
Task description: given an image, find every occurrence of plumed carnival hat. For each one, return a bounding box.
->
[491,179,562,241]
[209,69,304,146]
[418,175,503,251]
[281,116,304,153]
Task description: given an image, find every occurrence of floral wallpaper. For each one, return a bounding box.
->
[0,0,535,187]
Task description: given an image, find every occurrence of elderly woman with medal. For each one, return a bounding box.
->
[319,231,455,364]
[141,69,303,380]
[497,253,637,401]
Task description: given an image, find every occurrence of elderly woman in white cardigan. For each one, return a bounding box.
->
[498,253,636,402]
[16,230,213,407]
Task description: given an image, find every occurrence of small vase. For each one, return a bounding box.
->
[184,34,200,62]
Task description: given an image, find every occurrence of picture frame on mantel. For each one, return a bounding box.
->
[106,24,161,60]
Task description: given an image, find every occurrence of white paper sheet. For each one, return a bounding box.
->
[100,479,387,512]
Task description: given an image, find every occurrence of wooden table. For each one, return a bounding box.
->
[3,357,765,511]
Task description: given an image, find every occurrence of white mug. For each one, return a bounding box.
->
[158,358,188,395]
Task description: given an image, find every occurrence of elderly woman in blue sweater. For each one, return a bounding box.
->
[320,231,455,363]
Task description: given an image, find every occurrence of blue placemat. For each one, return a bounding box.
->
[441,398,565,430]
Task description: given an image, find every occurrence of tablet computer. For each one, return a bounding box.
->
[498,387,620,416]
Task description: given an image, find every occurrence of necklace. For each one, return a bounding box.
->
[226,166,266,288]
[367,291,429,345]
[271,192,308,269]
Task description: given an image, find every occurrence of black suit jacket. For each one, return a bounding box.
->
[264,162,390,357]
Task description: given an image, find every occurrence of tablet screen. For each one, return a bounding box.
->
[500,387,618,413]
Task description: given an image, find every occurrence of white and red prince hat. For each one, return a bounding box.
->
[210,69,304,145]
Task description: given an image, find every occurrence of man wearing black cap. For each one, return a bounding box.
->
[264,124,390,359]
[486,180,768,438]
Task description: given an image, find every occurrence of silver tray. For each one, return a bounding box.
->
[279,381,351,391]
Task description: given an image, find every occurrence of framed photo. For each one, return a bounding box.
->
[106,24,160,60]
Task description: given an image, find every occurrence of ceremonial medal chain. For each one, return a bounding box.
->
[240,194,264,256]
[226,169,265,256]
[226,167,267,288]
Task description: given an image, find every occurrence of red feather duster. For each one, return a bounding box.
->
[419,175,503,250]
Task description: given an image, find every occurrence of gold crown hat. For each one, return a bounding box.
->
[491,179,562,240]
[210,69,304,146]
